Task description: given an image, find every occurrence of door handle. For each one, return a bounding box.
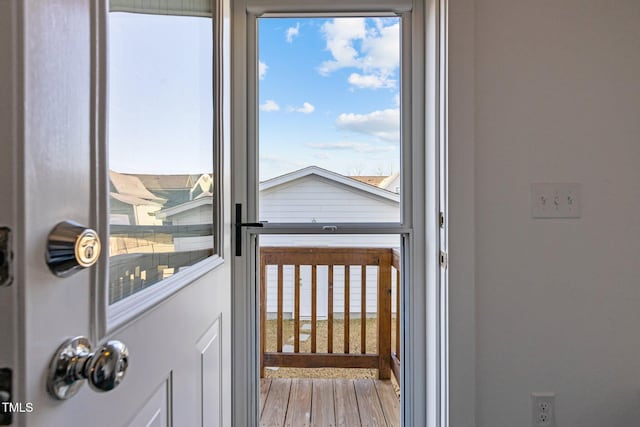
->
[46,221,102,277]
[235,204,265,256]
[47,337,129,400]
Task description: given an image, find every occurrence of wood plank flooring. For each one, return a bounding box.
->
[260,378,399,427]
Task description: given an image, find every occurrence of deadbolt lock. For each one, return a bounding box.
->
[46,221,101,277]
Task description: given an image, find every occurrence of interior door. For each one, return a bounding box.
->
[2,0,232,425]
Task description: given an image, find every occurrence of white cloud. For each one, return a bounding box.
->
[294,102,315,114]
[335,108,400,142]
[319,18,367,75]
[259,61,268,80]
[260,100,280,112]
[319,18,399,90]
[286,22,300,43]
[307,141,396,153]
[360,22,400,72]
[348,73,395,89]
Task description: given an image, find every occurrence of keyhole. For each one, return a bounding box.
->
[85,245,94,260]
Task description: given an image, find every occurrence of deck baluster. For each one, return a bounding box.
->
[361,265,366,354]
[344,265,350,354]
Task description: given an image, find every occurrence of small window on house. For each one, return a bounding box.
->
[107,0,216,304]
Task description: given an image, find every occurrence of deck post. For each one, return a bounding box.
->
[260,258,266,378]
[377,250,393,379]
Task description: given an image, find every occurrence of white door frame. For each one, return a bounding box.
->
[0,0,19,412]
[230,1,447,426]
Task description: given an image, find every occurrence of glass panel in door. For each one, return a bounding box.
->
[258,17,401,223]
[108,7,216,304]
[258,234,401,426]
[256,16,403,426]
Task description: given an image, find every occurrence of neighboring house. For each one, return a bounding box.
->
[189,173,214,200]
[108,172,215,299]
[109,171,165,226]
[155,196,215,252]
[133,173,200,207]
[259,166,400,319]
[260,166,399,224]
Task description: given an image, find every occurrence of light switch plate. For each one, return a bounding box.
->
[531,183,581,218]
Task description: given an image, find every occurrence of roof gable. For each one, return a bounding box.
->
[260,166,399,203]
[109,171,165,202]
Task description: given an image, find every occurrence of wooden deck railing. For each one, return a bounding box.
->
[260,247,401,382]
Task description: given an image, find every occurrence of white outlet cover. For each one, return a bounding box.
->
[531,183,582,218]
[532,393,555,427]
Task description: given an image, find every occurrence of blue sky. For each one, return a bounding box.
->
[108,14,400,180]
[258,17,400,180]
[109,13,213,175]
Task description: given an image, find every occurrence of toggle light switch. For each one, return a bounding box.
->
[531,183,581,218]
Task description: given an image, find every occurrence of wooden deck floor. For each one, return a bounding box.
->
[260,378,400,427]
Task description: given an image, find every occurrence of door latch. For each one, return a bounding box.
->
[0,227,13,288]
[235,204,264,256]
[439,251,448,269]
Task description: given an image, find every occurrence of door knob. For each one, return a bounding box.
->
[46,221,101,277]
[47,336,129,400]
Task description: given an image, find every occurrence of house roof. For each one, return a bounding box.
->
[260,166,400,203]
[349,175,388,187]
[110,192,163,207]
[378,172,400,190]
[133,174,200,191]
[156,195,213,219]
[109,171,165,202]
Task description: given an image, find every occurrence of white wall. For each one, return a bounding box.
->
[448,0,476,426]
[456,1,640,426]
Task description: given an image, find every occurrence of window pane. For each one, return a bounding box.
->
[258,17,401,223]
[258,234,402,418]
[108,11,214,305]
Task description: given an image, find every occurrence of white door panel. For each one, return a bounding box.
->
[127,381,170,427]
[2,0,233,425]
[197,318,222,427]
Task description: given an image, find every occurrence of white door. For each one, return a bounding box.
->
[0,0,233,425]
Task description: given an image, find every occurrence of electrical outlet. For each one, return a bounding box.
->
[532,393,555,427]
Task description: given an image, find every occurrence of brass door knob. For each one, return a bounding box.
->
[46,221,101,277]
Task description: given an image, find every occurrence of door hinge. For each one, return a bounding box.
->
[439,251,448,269]
[0,368,12,425]
[0,227,13,288]
[439,212,445,229]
